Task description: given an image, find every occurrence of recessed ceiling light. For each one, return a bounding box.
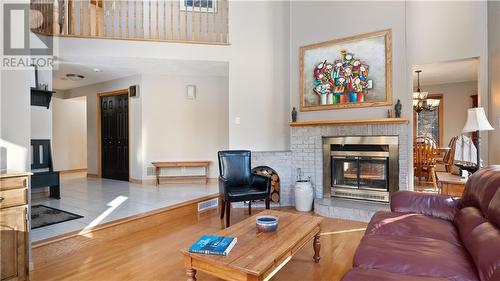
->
[93,68,103,73]
[66,73,85,81]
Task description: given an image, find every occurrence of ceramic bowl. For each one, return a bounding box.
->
[256,215,279,233]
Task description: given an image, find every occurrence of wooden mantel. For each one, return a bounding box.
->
[289,118,409,127]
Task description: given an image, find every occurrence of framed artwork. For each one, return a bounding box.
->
[180,0,218,13]
[300,29,392,111]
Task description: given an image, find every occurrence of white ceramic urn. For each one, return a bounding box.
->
[294,180,314,212]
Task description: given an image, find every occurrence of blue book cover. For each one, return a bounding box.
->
[188,235,237,256]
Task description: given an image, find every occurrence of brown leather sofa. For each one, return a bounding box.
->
[342,165,500,281]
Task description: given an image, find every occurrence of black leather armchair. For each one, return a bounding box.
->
[218,150,271,227]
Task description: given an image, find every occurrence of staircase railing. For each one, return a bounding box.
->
[31,0,229,45]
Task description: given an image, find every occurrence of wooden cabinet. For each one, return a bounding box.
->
[1,173,30,281]
[436,172,467,197]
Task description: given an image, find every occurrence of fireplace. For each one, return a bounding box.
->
[323,136,399,202]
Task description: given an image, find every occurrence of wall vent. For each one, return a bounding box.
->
[198,198,218,212]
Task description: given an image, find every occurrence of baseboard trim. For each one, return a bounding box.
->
[86,173,99,178]
[59,168,87,174]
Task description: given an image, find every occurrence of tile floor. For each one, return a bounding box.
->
[31,172,218,242]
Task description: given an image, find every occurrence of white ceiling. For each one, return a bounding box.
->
[413,58,479,87]
[53,56,229,91]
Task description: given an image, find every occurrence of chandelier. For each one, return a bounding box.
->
[413,70,440,113]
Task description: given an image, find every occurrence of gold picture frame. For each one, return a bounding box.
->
[300,29,393,111]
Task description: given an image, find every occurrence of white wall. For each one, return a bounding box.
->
[489,1,500,164]
[422,81,478,147]
[31,106,52,139]
[52,96,87,171]
[65,73,229,180]
[290,1,408,121]
[141,74,229,179]
[65,75,143,178]
[406,1,489,163]
[31,69,54,140]
[1,70,31,172]
[56,0,291,151]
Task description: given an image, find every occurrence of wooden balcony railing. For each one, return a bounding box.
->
[31,0,229,45]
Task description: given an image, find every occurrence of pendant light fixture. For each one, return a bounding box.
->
[413,70,440,113]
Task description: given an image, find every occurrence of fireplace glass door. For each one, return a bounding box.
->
[358,157,388,191]
[331,157,358,189]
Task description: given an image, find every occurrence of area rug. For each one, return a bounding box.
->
[31,205,83,229]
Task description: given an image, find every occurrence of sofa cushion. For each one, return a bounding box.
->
[366,211,461,246]
[391,191,459,221]
[353,235,479,281]
[460,166,500,216]
[342,268,450,281]
[454,206,488,242]
[487,189,500,227]
[461,221,500,281]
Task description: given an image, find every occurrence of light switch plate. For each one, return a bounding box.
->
[235,117,241,125]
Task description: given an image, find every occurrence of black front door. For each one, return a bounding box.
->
[101,94,129,181]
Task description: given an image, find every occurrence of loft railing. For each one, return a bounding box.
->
[31,0,229,45]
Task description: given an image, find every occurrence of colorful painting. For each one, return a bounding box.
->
[300,30,392,111]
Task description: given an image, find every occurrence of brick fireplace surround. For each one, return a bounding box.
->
[252,118,410,222]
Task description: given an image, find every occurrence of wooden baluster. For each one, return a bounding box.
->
[63,0,68,35]
[169,0,173,40]
[70,0,74,34]
[103,0,106,37]
[148,0,151,39]
[184,0,187,40]
[225,0,228,43]
[55,0,60,35]
[163,0,166,40]
[212,0,216,42]
[134,0,137,38]
[112,0,115,37]
[126,1,129,38]
[118,0,122,38]
[206,0,209,42]
[89,0,92,35]
[156,0,159,39]
[96,0,100,36]
[141,1,144,37]
[177,0,180,40]
[198,0,201,41]
[219,0,223,42]
[79,0,83,35]
[191,0,194,41]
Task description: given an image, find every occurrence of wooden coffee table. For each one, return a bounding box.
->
[181,210,323,281]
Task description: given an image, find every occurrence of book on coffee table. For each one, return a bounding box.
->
[188,235,237,256]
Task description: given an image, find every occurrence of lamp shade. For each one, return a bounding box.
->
[462,107,494,132]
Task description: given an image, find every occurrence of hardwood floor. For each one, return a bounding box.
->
[31,206,367,281]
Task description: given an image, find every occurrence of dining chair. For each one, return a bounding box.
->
[414,137,438,189]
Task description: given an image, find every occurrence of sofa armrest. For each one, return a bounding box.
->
[390,191,460,221]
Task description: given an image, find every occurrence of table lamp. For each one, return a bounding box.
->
[462,107,494,169]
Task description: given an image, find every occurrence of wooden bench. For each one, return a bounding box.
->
[151,161,210,185]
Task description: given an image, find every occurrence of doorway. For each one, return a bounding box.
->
[411,58,479,191]
[99,90,129,181]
